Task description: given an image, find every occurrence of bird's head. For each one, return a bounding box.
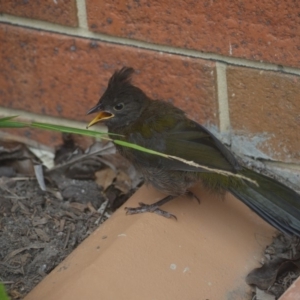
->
[87,67,148,130]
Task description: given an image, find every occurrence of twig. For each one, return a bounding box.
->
[47,144,115,173]
[63,227,71,249]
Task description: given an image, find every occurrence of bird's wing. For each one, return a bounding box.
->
[128,120,240,173]
[162,121,240,173]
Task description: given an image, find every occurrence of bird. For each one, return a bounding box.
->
[87,67,300,236]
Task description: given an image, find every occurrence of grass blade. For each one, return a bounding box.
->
[0,116,28,128]
[31,122,111,138]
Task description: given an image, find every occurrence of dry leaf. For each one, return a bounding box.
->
[114,170,132,194]
[247,234,300,299]
[69,202,88,212]
[95,168,116,190]
[34,164,46,191]
[34,228,50,242]
[255,288,276,300]
[87,201,97,213]
[19,253,31,265]
[52,139,115,179]
[246,258,286,289]
[59,218,65,232]
[32,217,48,226]
[4,243,45,261]
[0,141,39,176]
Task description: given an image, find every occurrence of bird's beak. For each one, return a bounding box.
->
[86,104,114,128]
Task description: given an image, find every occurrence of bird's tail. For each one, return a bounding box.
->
[228,168,300,236]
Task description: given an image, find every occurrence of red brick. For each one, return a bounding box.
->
[86,0,300,68]
[227,66,300,163]
[1,127,63,148]
[0,0,78,27]
[0,24,218,127]
[0,126,95,151]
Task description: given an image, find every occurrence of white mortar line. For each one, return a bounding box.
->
[76,0,88,30]
[1,14,300,77]
[216,63,231,144]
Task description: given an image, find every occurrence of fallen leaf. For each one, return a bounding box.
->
[34,164,46,191]
[246,258,286,289]
[255,287,276,300]
[95,168,116,190]
[87,201,97,213]
[0,141,40,176]
[19,253,31,265]
[4,243,46,261]
[69,202,88,212]
[114,170,132,194]
[32,217,48,227]
[34,228,50,242]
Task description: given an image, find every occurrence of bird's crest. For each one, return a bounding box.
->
[108,67,135,88]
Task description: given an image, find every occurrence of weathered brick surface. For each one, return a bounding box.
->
[227,67,300,163]
[0,127,63,148]
[86,0,300,68]
[0,24,218,127]
[0,0,78,27]
[0,126,96,150]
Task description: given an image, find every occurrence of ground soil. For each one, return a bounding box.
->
[0,174,138,299]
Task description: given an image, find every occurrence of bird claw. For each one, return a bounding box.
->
[125,203,177,220]
[187,191,200,204]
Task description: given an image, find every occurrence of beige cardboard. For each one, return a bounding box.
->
[25,184,275,300]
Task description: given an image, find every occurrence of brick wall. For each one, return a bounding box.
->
[0,0,299,184]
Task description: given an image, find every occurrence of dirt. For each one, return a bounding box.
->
[0,135,142,299]
[0,175,133,299]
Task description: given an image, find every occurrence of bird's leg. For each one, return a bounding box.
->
[186,190,201,204]
[125,195,177,219]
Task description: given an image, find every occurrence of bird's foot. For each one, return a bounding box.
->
[125,195,177,219]
[125,202,177,219]
[186,190,200,204]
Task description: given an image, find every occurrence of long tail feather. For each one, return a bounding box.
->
[229,168,300,236]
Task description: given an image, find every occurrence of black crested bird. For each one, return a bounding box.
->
[87,67,300,236]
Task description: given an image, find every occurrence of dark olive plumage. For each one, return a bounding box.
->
[88,67,300,236]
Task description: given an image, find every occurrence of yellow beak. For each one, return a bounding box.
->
[87,111,114,128]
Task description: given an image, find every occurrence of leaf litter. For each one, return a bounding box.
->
[0,133,142,299]
[248,234,300,299]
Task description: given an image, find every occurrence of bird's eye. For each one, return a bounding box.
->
[114,103,124,111]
